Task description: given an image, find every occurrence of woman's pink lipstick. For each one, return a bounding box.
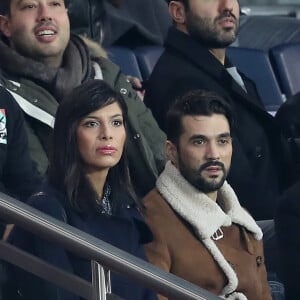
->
[97,146,117,154]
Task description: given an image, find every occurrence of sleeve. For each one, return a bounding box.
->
[9,193,79,300]
[145,231,170,300]
[100,58,167,195]
[124,83,167,174]
[275,181,300,299]
[0,87,42,200]
[144,226,171,274]
[257,240,272,300]
[143,202,171,300]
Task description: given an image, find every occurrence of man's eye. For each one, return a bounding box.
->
[22,4,36,9]
[194,139,205,145]
[52,1,62,6]
[218,138,231,145]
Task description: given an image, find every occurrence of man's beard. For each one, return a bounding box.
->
[185,10,239,49]
[179,160,228,193]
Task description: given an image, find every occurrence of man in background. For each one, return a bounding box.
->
[0,0,166,197]
[144,0,293,220]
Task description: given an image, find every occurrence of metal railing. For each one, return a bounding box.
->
[0,192,221,300]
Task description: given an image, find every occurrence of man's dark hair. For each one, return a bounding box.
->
[0,0,10,15]
[166,89,234,144]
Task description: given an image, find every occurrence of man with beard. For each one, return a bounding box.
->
[143,0,292,221]
[0,0,166,197]
[142,90,271,300]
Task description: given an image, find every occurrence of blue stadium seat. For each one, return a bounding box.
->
[227,47,284,113]
[134,46,164,80]
[270,43,300,98]
[107,46,143,80]
[107,44,284,113]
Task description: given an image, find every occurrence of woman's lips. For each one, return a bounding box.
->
[97,146,117,154]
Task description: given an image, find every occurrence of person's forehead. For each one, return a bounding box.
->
[85,102,123,118]
[181,114,230,136]
[11,0,65,5]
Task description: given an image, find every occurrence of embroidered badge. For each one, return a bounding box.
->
[0,109,7,144]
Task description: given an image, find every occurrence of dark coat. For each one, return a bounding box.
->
[275,180,300,300]
[0,87,41,201]
[144,27,290,220]
[9,182,157,300]
[66,0,171,47]
[276,92,300,171]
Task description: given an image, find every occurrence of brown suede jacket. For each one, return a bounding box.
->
[143,188,271,300]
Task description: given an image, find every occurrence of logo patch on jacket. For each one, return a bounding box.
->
[0,109,7,144]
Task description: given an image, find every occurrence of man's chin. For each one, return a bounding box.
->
[193,178,225,193]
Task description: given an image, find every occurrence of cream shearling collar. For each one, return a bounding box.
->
[156,161,262,240]
[156,161,263,298]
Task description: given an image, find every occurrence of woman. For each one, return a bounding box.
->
[8,79,156,300]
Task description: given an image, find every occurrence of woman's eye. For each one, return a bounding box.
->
[83,121,100,128]
[112,120,123,127]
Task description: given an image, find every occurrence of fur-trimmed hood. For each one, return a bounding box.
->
[80,35,108,59]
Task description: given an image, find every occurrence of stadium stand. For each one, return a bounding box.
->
[108,46,143,79]
[270,43,300,98]
[3,2,299,297]
[236,15,300,50]
[134,46,164,80]
[226,46,284,112]
[107,45,285,113]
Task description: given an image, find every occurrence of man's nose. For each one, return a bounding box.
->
[205,142,220,161]
[37,5,53,22]
[219,0,235,12]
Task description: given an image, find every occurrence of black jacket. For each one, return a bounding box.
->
[275,180,300,300]
[0,87,41,201]
[66,0,171,47]
[66,0,106,42]
[9,182,157,300]
[144,27,291,220]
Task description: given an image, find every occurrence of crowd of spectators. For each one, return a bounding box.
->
[0,0,299,299]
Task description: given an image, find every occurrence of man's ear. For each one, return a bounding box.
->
[0,15,11,38]
[166,140,179,167]
[168,1,186,24]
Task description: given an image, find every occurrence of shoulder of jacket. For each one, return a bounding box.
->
[28,184,68,222]
[143,188,167,211]
[0,86,18,108]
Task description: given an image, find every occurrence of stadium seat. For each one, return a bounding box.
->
[236,15,300,51]
[227,47,284,112]
[134,46,164,80]
[270,43,300,99]
[107,44,284,113]
[107,46,143,80]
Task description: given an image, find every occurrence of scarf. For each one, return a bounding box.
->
[0,34,93,101]
[156,161,263,299]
